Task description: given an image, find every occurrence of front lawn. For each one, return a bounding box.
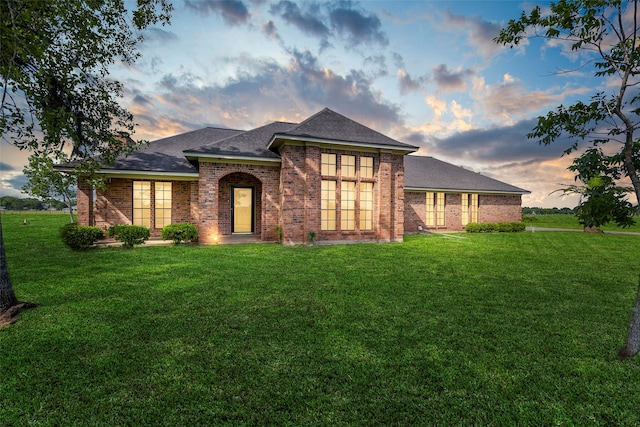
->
[1,214,639,425]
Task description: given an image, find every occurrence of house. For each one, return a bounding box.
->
[70,108,529,244]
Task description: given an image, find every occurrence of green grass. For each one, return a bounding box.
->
[523,214,640,232]
[2,213,640,426]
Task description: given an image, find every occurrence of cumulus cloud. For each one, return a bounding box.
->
[262,20,281,40]
[269,0,388,50]
[185,0,250,26]
[142,28,178,44]
[432,64,473,92]
[442,10,503,60]
[0,162,15,171]
[397,69,425,95]
[129,49,401,135]
[329,4,388,47]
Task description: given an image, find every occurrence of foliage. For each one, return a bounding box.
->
[522,206,576,215]
[307,231,317,245]
[273,224,283,243]
[60,223,104,250]
[22,153,76,222]
[496,0,640,220]
[108,224,150,248]
[464,222,526,233]
[0,196,44,211]
[2,214,640,424]
[161,223,198,244]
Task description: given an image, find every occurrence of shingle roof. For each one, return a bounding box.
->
[185,121,296,159]
[270,108,418,152]
[104,127,243,173]
[404,155,530,194]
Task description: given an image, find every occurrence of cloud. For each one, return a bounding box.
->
[142,28,178,44]
[397,69,424,95]
[442,10,503,60]
[262,20,281,40]
[329,4,388,47]
[185,0,250,26]
[269,1,388,50]
[269,1,330,38]
[432,64,473,92]
[0,162,15,172]
[130,49,402,136]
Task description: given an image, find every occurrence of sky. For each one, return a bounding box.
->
[0,0,625,208]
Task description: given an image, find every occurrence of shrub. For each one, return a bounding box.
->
[60,223,104,250]
[161,223,198,244]
[465,222,526,233]
[108,224,150,248]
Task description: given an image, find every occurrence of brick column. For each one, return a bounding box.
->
[377,152,392,241]
[304,145,321,241]
[198,162,219,244]
[279,145,306,245]
[77,180,94,226]
[391,153,405,241]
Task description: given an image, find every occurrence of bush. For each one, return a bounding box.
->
[161,223,198,244]
[60,223,104,250]
[465,222,526,233]
[108,224,150,248]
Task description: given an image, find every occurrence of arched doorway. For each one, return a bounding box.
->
[218,172,262,236]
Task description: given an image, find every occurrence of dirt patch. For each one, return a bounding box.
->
[0,302,36,327]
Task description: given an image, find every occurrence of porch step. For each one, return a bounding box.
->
[216,234,263,244]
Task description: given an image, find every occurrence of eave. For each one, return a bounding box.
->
[404,186,531,195]
[268,134,418,155]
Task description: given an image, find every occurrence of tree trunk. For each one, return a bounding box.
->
[618,275,640,360]
[0,215,18,314]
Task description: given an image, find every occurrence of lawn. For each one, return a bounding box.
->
[1,213,640,426]
[523,214,640,232]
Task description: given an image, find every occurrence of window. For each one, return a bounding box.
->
[155,182,172,229]
[360,182,373,230]
[133,181,151,227]
[321,153,336,176]
[360,156,373,179]
[471,193,478,223]
[461,193,478,226]
[425,192,435,226]
[321,180,336,231]
[341,181,356,230]
[341,155,356,177]
[461,193,469,226]
[436,192,445,226]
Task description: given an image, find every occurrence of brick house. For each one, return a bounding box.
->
[70,108,529,244]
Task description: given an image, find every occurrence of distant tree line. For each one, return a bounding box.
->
[522,207,577,216]
[0,196,69,211]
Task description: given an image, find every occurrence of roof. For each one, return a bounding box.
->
[103,127,243,173]
[184,121,296,160]
[269,108,418,153]
[404,155,530,194]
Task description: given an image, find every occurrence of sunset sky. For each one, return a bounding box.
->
[0,0,618,208]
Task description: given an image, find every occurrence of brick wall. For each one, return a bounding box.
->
[93,178,199,236]
[198,162,281,244]
[77,180,94,226]
[403,191,523,232]
[478,194,523,223]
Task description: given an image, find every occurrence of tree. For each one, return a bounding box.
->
[23,153,77,223]
[496,0,640,358]
[0,0,172,320]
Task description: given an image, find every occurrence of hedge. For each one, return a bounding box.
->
[464,222,526,233]
[60,223,104,250]
[108,224,150,248]
[161,223,198,244]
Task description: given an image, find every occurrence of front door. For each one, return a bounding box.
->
[233,187,253,233]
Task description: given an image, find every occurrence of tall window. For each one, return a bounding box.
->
[155,182,172,229]
[341,155,356,177]
[360,182,374,230]
[321,153,336,176]
[341,181,356,230]
[360,156,373,179]
[461,193,478,226]
[321,180,336,231]
[425,192,435,226]
[436,192,445,226]
[470,193,478,223]
[461,193,469,226]
[133,181,151,227]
